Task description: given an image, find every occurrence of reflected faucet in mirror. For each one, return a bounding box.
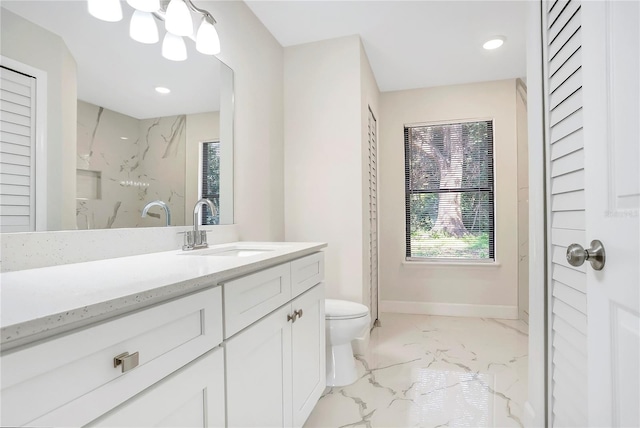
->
[183,198,217,251]
[141,200,171,227]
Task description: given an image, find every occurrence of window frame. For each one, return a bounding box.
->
[403,117,498,264]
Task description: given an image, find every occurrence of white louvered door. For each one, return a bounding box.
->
[582,1,639,426]
[543,1,588,426]
[544,1,640,426]
[0,66,36,232]
[368,107,379,327]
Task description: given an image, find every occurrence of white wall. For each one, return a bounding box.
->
[284,35,380,304]
[284,35,362,302]
[379,79,520,318]
[1,9,77,231]
[202,1,285,241]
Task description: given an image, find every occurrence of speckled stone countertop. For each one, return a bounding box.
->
[1,241,326,350]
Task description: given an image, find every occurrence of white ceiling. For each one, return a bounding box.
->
[2,1,223,119]
[245,0,527,92]
[3,1,527,118]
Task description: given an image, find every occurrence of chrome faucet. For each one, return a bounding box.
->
[183,198,217,250]
[141,200,171,226]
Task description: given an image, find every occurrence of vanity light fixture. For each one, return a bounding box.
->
[165,0,194,37]
[87,0,221,61]
[126,0,161,13]
[483,36,506,50]
[155,86,171,94]
[129,10,159,44]
[162,33,188,61]
[196,15,220,55]
[87,0,122,22]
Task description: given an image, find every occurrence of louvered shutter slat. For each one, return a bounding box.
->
[0,66,36,232]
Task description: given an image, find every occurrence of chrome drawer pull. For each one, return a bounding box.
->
[113,352,139,373]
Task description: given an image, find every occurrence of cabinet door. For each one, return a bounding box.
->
[87,348,225,428]
[291,283,326,427]
[225,305,293,428]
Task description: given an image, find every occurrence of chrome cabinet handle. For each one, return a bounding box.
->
[294,309,303,319]
[287,313,296,323]
[566,240,606,271]
[114,352,139,373]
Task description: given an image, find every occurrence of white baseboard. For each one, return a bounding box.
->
[380,300,519,319]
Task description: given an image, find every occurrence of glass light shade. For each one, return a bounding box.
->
[162,33,187,61]
[165,0,194,37]
[126,0,161,13]
[130,11,159,44]
[195,17,220,55]
[88,0,122,22]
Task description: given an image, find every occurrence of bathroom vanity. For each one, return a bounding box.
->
[0,242,326,427]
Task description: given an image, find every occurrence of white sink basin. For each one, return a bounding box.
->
[182,245,277,257]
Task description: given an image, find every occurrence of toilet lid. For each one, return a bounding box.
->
[325,299,369,320]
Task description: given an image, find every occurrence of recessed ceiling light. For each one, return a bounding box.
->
[483,36,506,50]
[120,136,129,140]
[155,86,171,94]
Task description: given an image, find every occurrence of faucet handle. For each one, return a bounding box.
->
[182,231,196,250]
[199,230,208,247]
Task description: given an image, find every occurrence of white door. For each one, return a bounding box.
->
[0,66,36,232]
[291,284,325,427]
[582,1,639,426]
[225,305,293,428]
[368,107,379,327]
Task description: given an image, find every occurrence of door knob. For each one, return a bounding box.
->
[566,240,606,271]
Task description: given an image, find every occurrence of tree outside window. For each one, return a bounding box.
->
[201,141,220,225]
[405,120,495,260]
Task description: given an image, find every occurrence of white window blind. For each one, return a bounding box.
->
[0,66,36,233]
[200,141,220,225]
[404,120,495,260]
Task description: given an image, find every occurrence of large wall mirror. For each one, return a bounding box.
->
[0,1,233,231]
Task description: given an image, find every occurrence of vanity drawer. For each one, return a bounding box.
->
[223,262,291,338]
[0,287,222,427]
[291,252,325,298]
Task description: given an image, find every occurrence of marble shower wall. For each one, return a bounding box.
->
[76,100,186,229]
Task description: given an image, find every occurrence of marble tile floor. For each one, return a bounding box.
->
[305,313,528,428]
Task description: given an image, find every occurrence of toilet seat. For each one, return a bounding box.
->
[325,299,369,320]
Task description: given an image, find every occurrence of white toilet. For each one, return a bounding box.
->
[325,299,371,387]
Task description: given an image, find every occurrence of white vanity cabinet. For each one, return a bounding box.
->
[1,287,224,427]
[225,253,326,428]
[1,248,326,428]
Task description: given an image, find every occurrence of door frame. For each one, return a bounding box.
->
[523,1,549,427]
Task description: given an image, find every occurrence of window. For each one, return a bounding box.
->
[404,120,495,261]
[200,141,220,225]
